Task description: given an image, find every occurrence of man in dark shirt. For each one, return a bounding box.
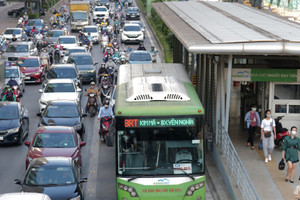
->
[98,63,108,83]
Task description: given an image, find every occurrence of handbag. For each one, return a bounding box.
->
[258,140,263,150]
[264,131,271,138]
[278,159,285,170]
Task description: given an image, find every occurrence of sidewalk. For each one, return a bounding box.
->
[229,87,297,200]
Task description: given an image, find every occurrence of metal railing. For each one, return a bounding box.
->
[216,121,260,200]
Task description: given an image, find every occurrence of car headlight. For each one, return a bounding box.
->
[137,34,141,37]
[39,99,47,105]
[137,13,140,15]
[70,196,81,200]
[118,183,139,197]
[74,124,82,130]
[185,181,205,196]
[7,127,19,134]
[34,70,42,75]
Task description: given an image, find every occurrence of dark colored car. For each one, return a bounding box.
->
[14,157,87,200]
[16,56,45,83]
[24,126,86,169]
[0,102,29,145]
[96,0,109,8]
[38,100,86,136]
[45,64,82,88]
[126,7,140,20]
[66,52,97,83]
[0,0,7,6]
[45,30,68,44]
[7,7,26,18]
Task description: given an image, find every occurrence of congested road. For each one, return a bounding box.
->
[0,0,160,199]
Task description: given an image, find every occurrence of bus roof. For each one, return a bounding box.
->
[115,63,204,117]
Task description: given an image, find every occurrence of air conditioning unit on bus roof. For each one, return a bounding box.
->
[126,76,190,102]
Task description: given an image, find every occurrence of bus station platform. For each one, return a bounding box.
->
[229,88,297,200]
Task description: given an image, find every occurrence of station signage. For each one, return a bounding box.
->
[124,118,195,128]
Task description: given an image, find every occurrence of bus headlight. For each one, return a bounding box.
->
[118,183,139,197]
[185,181,205,196]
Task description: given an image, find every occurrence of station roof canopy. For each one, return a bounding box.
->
[152,1,300,55]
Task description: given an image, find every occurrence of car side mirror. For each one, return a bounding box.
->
[80,141,86,146]
[38,89,43,93]
[94,62,98,65]
[77,88,82,92]
[79,177,87,183]
[120,29,123,32]
[24,141,30,146]
[82,113,87,117]
[36,112,42,117]
[14,179,22,185]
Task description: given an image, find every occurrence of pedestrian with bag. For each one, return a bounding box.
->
[244,104,260,150]
[281,126,300,183]
[261,109,276,163]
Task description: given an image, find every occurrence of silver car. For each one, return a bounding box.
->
[2,41,38,64]
[5,66,25,93]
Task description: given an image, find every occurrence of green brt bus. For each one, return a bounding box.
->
[115,63,205,200]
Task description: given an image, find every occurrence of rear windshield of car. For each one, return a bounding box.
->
[5,69,19,78]
[129,52,151,61]
[66,49,86,56]
[44,104,79,118]
[27,20,42,26]
[4,29,21,35]
[94,7,107,11]
[68,55,93,65]
[46,31,63,38]
[0,107,18,120]
[46,68,77,79]
[32,133,76,148]
[6,44,28,53]
[83,27,97,33]
[44,83,75,93]
[124,26,140,32]
[59,38,76,44]
[16,59,39,67]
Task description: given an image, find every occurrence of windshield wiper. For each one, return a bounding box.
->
[180,169,194,181]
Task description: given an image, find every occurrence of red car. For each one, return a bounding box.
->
[16,56,45,83]
[24,126,86,169]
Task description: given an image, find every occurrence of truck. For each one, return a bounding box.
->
[69,1,90,31]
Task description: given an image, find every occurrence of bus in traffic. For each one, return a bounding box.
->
[114,63,205,200]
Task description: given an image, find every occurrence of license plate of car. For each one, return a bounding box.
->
[0,137,3,141]
[25,77,30,80]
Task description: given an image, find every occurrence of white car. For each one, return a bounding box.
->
[93,6,109,21]
[121,24,144,44]
[5,66,25,93]
[0,193,51,200]
[3,28,26,41]
[57,36,79,55]
[82,25,100,44]
[38,79,82,112]
[62,47,87,63]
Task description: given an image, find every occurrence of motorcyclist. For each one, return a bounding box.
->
[2,88,16,102]
[98,63,109,83]
[112,49,121,62]
[97,100,114,134]
[42,26,49,35]
[11,34,18,42]
[54,47,61,63]
[105,57,117,71]
[101,33,109,44]
[85,82,100,112]
[100,74,112,87]
[40,48,50,71]
[7,76,18,88]
[30,26,38,35]
[78,31,86,43]
[87,32,93,50]
[137,43,146,51]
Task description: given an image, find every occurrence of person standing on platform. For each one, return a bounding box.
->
[244,104,260,150]
[261,109,276,163]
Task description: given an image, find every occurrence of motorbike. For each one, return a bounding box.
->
[100,84,112,105]
[54,49,60,63]
[150,51,158,63]
[17,17,23,28]
[100,116,113,146]
[275,116,289,147]
[112,41,119,51]
[49,52,53,66]
[12,85,21,102]
[106,64,115,84]
[36,40,43,52]
[87,92,98,117]
[101,39,108,53]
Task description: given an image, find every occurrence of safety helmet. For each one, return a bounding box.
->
[104,100,109,105]
[90,81,95,85]
[104,74,109,77]
[108,43,112,47]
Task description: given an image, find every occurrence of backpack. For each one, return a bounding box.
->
[6,92,14,101]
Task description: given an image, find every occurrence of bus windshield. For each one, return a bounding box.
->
[117,117,204,176]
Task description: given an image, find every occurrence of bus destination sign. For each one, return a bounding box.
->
[124,118,195,128]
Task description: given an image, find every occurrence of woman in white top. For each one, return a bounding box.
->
[260,109,276,163]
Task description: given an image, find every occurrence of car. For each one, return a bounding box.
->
[82,25,100,44]
[14,157,87,200]
[3,28,27,41]
[16,56,45,83]
[96,0,110,8]
[66,52,97,83]
[127,0,133,5]
[0,193,51,200]
[5,66,25,93]
[2,41,38,64]
[45,64,82,88]
[45,29,68,45]
[129,21,145,38]
[38,79,82,112]
[24,126,86,169]
[38,100,86,135]
[93,6,109,21]
[24,19,45,35]
[126,7,140,20]
[121,24,144,44]
[62,47,87,63]
[0,0,7,6]
[0,102,29,145]
[57,36,79,55]
[128,50,153,64]
[7,7,26,18]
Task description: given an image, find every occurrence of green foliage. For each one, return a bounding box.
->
[29,13,39,19]
[148,9,173,63]
[137,0,147,12]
